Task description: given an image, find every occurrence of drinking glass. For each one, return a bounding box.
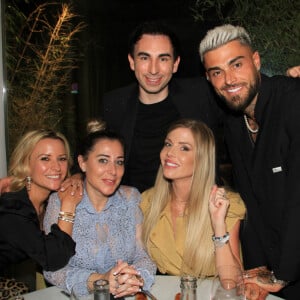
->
[93,279,110,300]
[210,265,246,300]
[70,280,110,300]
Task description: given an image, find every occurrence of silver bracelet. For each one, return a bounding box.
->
[212,232,230,248]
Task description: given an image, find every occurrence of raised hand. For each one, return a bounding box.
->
[60,173,83,196]
[209,185,230,232]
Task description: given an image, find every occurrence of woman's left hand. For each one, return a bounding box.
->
[209,185,230,229]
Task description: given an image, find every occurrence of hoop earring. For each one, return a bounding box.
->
[26,176,32,191]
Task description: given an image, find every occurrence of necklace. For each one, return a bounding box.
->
[243,114,258,134]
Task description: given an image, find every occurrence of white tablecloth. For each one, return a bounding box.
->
[23,275,283,300]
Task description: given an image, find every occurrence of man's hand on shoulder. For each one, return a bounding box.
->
[0,176,12,195]
[286,65,300,78]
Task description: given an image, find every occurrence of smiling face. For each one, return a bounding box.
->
[128,34,180,104]
[78,139,125,201]
[29,138,68,196]
[203,40,261,112]
[160,127,195,184]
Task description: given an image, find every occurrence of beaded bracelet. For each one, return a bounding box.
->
[212,232,230,248]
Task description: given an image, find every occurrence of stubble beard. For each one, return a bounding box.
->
[218,72,260,112]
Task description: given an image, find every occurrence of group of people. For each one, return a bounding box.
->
[0,21,299,300]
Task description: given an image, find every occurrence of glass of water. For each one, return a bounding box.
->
[70,279,110,300]
[210,265,246,300]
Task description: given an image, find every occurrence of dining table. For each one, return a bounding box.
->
[23,275,283,300]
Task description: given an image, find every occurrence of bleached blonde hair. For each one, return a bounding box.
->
[199,24,252,63]
[142,119,216,277]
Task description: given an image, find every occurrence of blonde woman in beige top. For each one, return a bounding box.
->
[141,119,246,277]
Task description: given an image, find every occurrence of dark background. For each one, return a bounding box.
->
[3,2,216,290]
[72,0,215,136]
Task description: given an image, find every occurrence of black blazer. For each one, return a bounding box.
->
[102,77,223,160]
[225,75,300,299]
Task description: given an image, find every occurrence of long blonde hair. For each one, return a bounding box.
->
[142,119,216,277]
[8,129,72,192]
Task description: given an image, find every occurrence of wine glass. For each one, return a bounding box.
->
[210,265,246,300]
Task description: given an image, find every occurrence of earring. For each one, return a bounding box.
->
[26,176,32,191]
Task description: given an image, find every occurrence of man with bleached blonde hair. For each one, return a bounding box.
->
[199,24,300,300]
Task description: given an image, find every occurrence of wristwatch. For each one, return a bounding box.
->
[211,232,230,248]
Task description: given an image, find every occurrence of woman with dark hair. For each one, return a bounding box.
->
[43,121,156,298]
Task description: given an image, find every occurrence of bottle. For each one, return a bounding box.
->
[180,275,197,300]
[93,279,110,300]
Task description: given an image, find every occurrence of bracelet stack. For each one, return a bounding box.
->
[212,232,230,248]
[58,211,76,224]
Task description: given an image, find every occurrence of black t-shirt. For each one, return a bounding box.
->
[124,96,180,192]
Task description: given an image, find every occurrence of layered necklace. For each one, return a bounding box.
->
[243,114,259,134]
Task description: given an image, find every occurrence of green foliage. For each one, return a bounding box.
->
[191,0,300,75]
[5,1,85,154]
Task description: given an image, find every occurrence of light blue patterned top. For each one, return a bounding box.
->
[43,185,156,295]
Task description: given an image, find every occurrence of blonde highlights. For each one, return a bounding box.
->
[142,119,216,277]
[8,129,72,191]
